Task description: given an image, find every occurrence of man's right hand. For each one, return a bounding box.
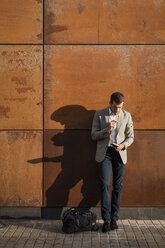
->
[109,120,118,131]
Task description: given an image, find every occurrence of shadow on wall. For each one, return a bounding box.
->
[28,105,100,210]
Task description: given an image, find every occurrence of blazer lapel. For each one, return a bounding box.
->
[104,107,110,124]
[116,110,123,133]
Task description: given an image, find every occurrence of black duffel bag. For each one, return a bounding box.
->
[62,207,99,234]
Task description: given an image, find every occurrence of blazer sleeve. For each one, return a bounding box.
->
[124,113,134,149]
[91,111,111,141]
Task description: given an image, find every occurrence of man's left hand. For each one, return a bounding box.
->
[115,143,125,152]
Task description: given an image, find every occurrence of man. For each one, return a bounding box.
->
[91,92,134,232]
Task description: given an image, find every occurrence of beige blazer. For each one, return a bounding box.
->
[91,107,134,164]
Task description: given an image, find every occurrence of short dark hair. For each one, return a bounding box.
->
[110,92,124,104]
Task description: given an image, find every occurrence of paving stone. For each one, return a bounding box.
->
[0,219,164,248]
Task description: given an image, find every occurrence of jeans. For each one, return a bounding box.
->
[98,147,125,221]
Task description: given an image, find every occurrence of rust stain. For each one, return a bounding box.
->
[15,59,25,65]
[22,68,28,72]
[109,10,120,32]
[45,12,56,25]
[11,76,27,86]
[35,48,41,53]
[28,197,41,206]
[6,131,37,145]
[4,97,27,103]
[96,81,106,83]
[1,51,7,56]
[45,12,68,34]
[46,24,68,35]
[36,101,42,105]
[132,113,141,123]
[5,195,40,206]
[6,195,26,206]
[15,87,36,93]
[107,0,118,5]
[9,59,25,65]
[0,106,10,118]
[35,0,42,3]
[78,3,86,14]
[37,33,42,40]
[136,51,164,86]
[131,106,142,123]
[14,51,25,56]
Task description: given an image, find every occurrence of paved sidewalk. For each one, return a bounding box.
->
[0,219,164,248]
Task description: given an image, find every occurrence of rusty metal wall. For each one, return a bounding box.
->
[44,0,165,44]
[0,131,42,206]
[0,0,43,207]
[0,0,165,207]
[44,130,165,207]
[0,0,42,44]
[44,45,165,130]
[0,46,43,129]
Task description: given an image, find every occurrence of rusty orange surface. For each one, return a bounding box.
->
[44,130,165,207]
[99,0,165,44]
[44,0,99,44]
[44,45,165,129]
[44,0,165,44]
[0,131,43,207]
[123,130,165,206]
[0,46,43,129]
[0,0,42,44]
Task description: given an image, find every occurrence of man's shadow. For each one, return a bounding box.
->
[28,105,100,216]
[45,105,100,210]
